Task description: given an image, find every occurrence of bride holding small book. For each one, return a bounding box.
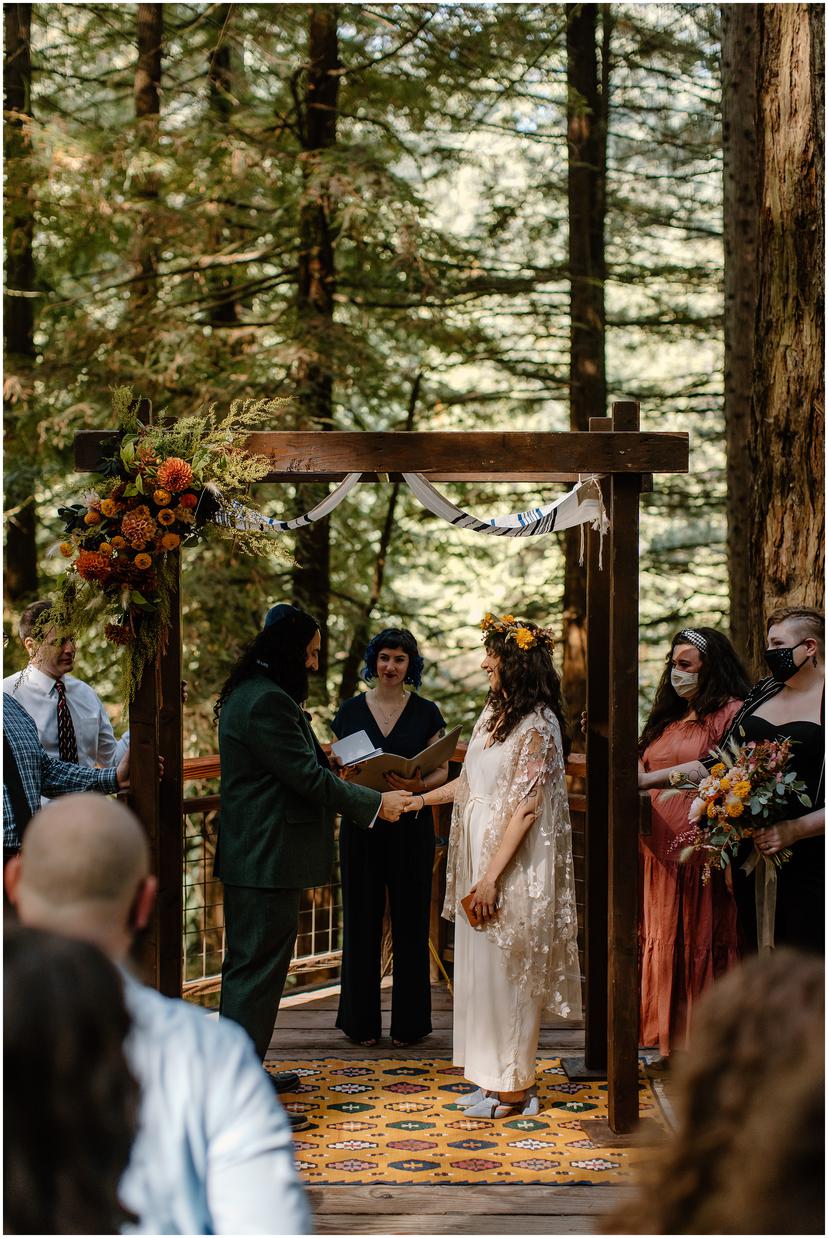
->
[410,613,582,1116]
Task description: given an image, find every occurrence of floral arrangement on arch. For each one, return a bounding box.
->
[48,387,290,703]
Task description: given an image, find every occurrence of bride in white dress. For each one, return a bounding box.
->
[406,614,582,1117]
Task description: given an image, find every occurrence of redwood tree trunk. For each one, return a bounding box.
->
[721,5,758,666]
[4,3,38,601]
[206,4,238,326]
[131,4,163,324]
[748,4,824,670]
[291,5,339,700]
[563,3,608,731]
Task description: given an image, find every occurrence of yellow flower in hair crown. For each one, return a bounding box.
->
[479,612,555,652]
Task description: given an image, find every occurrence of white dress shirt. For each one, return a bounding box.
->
[119,972,310,1235]
[2,666,119,770]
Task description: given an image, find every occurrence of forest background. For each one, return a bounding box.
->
[4,1,824,758]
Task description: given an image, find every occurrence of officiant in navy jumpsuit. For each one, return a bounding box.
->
[332,628,448,1047]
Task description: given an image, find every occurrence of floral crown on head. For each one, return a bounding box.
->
[480,612,555,652]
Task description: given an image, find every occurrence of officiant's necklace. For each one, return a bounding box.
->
[370,687,408,727]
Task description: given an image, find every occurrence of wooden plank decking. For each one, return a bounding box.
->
[266,983,639,1235]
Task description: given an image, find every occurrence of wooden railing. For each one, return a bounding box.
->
[180,745,587,1000]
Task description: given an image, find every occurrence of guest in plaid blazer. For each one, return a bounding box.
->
[3,694,129,860]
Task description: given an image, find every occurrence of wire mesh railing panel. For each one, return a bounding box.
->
[182,798,344,997]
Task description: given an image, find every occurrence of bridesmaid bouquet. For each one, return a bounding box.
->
[666,736,812,882]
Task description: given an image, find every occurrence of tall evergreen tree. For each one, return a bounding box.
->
[4,2,38,601]
[563,1,609,728]
[748,2,824,667]
[721,3,758,665]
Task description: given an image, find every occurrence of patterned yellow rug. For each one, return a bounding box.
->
[268,1058,663,1186]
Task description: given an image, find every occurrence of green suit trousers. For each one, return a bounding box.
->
[219,884,301,1061]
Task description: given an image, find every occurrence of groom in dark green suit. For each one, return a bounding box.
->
[215,605,410,1126]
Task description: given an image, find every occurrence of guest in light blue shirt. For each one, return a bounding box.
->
[5,792,310,1236]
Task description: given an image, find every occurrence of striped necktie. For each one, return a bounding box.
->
[54,678,79,764]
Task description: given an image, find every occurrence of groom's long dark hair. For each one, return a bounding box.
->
[214,606,319,721]
[484,624,570,754]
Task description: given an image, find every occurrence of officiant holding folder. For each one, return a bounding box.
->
[333,628,449,1047]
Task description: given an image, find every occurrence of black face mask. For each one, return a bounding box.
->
[764,640,808,683]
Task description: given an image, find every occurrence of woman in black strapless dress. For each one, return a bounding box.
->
[719,607,824,954]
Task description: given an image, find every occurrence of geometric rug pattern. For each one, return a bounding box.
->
[269,1058,664,1186]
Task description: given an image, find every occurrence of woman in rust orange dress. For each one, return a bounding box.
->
[637,628,750,1065]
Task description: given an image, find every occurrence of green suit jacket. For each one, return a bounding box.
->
[216,675,381,889]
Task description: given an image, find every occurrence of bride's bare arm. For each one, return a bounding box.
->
[406,777,460,810]
[470,795,539,919]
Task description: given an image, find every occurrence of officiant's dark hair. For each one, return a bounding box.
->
[638,627,751,755]
[214,605,320,719]
[362,628,424,687]
[484,623,569,753]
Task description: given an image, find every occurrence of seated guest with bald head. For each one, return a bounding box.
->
[5,794,310,1236]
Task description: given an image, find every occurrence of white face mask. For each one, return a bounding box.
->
[670,669,699,699]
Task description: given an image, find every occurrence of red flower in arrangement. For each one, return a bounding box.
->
[156,457,194,493]
[75,550,112,583]
[177,492,197,509]
[104,622,134,646]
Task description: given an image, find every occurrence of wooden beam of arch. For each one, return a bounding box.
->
[75,429,688,480]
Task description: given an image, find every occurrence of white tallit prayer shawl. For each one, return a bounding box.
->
[209,473,609,553]
[401,473,607,540]
[209,472,362,532]
[443,704,583,1020]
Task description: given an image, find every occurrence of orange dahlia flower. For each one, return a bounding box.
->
[156,457,193,493]
[76,550,111,583]
[110,535,127,550]
[153,489,172,506]
[161,532,181,550]
[121,505,156,548]
[134,553,153,570]
[157,508,176,526]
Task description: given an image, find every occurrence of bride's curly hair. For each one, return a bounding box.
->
[603,950,824,1235]
[483,622,569,754]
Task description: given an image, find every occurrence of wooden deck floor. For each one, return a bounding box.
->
[266,983,639,1235]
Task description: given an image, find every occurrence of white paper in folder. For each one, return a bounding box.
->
[341,725,463,793]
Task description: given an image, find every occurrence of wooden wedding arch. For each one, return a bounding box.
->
[76,399,689,1134]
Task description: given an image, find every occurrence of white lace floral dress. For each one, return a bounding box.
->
[445,705,582,1092]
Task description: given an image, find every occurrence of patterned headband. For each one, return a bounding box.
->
[676,628,708,653]
[480,612,555,653]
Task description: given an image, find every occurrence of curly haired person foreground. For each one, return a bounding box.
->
[604,950,824,1235]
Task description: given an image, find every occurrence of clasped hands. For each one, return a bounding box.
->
[378,768,425,822]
